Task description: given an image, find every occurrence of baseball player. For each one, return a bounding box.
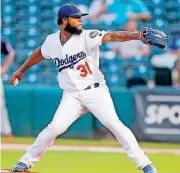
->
[1,38,15,138]
[10,3,166,173]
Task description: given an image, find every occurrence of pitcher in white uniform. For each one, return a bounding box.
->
[9,3,157,173]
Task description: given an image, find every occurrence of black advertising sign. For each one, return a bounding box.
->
[132,87,180,142]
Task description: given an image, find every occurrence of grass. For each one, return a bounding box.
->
[1,150,180,173]
[1,137,180,173]
[1,137,180,148]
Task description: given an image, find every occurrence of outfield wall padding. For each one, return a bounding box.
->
[4,85,134,138]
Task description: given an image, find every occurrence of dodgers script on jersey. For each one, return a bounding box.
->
[41,29,107,92]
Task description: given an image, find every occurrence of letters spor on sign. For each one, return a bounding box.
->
[145,104,180,125]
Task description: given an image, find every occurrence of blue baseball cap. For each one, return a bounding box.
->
[58,3,89,19]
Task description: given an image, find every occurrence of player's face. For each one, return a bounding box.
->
[64,15,83,35]
[69,15,82,29]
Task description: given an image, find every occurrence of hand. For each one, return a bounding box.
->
[138,29,148,41]
[139,26,167,49]
[9,70,24,86]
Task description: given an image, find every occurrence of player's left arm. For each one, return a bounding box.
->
[102,27,167,49]
[102,31,142,43]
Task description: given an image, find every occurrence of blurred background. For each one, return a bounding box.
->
[1,0,180,142]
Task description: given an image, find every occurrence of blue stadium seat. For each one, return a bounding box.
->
[28,74,39,84]
[27,28,40,37]
[2,4,15,15]
[2,27,13,36]
[166,11,179,21]
[108,64,120,73]
[29,5,40,14]
[151,7,165,17]
[153,19,167,29]
[106,74,126,87]
[2,16,13,25]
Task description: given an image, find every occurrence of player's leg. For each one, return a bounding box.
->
[0,99,13,136]
[14,91,84,170]
[0,79,13,137]
[82,86,153,170]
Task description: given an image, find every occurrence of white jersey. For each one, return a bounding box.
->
[41,29,107,92]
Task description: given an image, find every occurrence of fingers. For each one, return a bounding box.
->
[9,71,24,86]
[9,72,21,86]
[9,74,17,85]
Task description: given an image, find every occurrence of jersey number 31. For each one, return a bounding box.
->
[77,61,93,77]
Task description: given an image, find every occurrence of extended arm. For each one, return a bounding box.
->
[102,31,142,43]
[17,47,44,73]
[102,27,167,50]
[9,47,44,85]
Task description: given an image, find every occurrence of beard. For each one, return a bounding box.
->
[64,22,82,35]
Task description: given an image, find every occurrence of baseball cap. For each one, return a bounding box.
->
[58,3,89,19]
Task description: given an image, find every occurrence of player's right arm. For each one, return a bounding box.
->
[9,47,44,85]
[9,34,51,86]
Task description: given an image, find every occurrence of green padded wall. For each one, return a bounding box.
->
[4,85,134,138]
[4,86,34,136]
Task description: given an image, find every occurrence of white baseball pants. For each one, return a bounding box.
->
[20,84,151,169]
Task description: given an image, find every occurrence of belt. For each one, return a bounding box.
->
[84,83,99,90]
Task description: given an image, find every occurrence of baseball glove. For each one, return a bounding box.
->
[140,27,167,49]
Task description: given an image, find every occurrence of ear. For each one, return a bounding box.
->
[62,17,68,24]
